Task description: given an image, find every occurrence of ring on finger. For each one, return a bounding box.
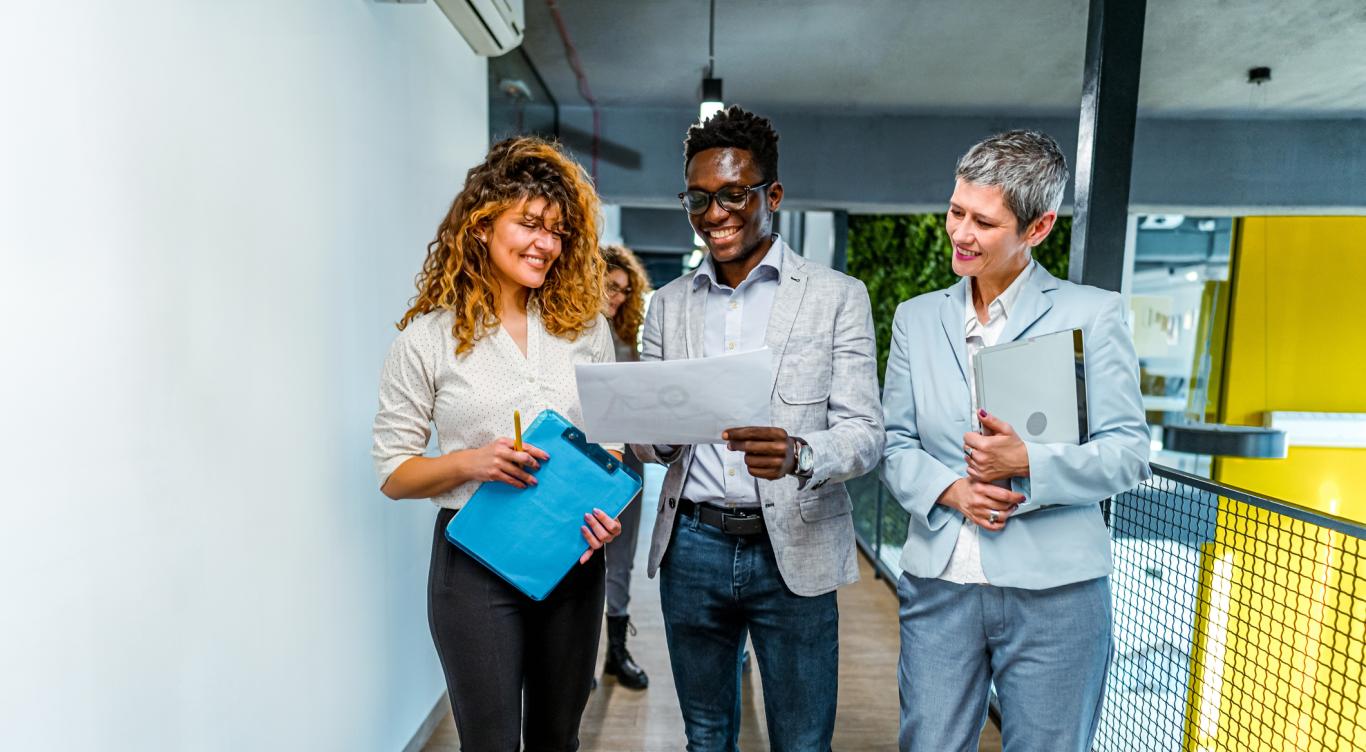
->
[988,509,1000,524]
[964,445,973,457]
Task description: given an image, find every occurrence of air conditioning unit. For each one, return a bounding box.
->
[434,0,524,56]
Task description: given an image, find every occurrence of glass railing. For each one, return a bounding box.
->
[846,470,908,580]
[850,464,1365,751]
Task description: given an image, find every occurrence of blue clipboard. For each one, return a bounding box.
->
[445,409,642,601]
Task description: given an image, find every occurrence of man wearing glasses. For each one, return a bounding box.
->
[631,106,883,751]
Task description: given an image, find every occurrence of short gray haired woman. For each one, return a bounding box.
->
[880,130,1150,751]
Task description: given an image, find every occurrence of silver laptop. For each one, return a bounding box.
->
[972,328,1089,444]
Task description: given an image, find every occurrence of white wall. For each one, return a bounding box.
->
[0,2,486,749]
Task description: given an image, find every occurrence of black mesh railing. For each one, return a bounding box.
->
[849,464,1366,751]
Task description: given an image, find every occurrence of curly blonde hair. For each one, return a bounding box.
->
[601,244,652,344]
[397,137,604,355]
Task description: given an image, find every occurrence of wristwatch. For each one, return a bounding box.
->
[791,436,814,478]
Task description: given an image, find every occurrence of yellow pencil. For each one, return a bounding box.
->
[513,410,523,452]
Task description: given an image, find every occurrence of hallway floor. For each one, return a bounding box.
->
[423,466,1001,750]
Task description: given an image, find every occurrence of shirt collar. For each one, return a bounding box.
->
[694,234,785,290]
[966,259,1035,327]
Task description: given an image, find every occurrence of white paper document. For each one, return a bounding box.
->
[575,347,773,445]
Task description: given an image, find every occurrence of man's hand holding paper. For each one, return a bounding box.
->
[723,426,795,480]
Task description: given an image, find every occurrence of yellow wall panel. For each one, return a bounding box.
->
[1187,217,1366,751]
[1184,507,1365,752]
[1221,449,1361,522]
[1217,216,1366,521]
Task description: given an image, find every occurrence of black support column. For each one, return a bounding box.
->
[1069,0,1147,292]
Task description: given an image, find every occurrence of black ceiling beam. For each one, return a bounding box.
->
[1069,0,1147,292]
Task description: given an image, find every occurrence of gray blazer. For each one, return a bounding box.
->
[631,242,884,597]
[881,266,1151,589]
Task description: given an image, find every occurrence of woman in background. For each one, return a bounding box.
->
[372,136,622,752]
[599,244,653,690]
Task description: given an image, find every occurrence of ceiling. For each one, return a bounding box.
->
[518,0,1366,118]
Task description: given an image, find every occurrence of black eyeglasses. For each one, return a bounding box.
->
[678,181,772,215]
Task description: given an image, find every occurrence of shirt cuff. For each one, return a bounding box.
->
[375,454,419,490]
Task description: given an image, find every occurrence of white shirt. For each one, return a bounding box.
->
[371,307,619,509]
[680,237,785,509]
[938,261,1035,584]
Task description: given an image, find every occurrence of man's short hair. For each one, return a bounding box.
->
[683,105,780,183]
[955,130,1069,233]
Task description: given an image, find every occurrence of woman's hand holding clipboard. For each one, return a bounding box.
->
[515,408,621,562]
[446,410,641,600]
[457,434,548,489]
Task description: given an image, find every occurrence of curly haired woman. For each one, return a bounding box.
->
[371,136,623,751]
[597,244,653,690]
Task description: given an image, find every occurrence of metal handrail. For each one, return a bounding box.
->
[1147,463,1365,539]
[851,462,1365,747]
[856,463,1365,570]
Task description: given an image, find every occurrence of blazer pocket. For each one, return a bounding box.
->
[777,344,832,405]
[797,488,852,523]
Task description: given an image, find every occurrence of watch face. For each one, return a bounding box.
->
[799,443,814,471]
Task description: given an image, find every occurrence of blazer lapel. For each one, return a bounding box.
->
[997,264,1058,344]
[763,246,808,397]
[682,273,706,359]
[939,277,971,385]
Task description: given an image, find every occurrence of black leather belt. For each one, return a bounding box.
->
[677,498,766,536]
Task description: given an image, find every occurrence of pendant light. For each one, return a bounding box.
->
[699,0,723,122]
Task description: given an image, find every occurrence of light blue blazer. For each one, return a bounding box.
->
[880,265,1151,590]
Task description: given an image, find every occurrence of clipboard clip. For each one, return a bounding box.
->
[561,426,619,474]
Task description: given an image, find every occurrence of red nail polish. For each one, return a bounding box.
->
[979,408,987,417]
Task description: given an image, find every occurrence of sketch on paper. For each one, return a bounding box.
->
[575,347,773,445]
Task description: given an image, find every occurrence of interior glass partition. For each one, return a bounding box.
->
[1129,215,1235,478]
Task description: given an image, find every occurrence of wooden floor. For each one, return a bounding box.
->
[424,466,1001,750]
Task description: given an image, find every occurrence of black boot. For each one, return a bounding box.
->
[604,615,649,690]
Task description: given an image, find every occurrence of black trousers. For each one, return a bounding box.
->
[428,507,605,752]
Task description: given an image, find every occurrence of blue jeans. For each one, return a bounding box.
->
[660,512,839,752]
[896,573,1112,752]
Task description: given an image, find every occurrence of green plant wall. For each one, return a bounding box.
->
[846,213,1072,382]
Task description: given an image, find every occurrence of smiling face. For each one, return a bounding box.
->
[684,147,782,272]
[484,196,565,292]
[946,179,1055,285]
[603,267,629,317]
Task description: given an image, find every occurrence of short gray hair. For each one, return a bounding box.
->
[954,130,1069,233]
